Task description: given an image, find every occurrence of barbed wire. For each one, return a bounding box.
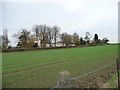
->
[52,60,116,89]
[71,61,116,80]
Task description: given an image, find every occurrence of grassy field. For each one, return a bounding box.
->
[2,45,118,88]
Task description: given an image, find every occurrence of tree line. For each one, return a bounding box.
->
[1,24,109,49]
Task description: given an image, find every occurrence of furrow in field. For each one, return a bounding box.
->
[3,55,92,76]
[3,53,89,69]
[3,55,115,77]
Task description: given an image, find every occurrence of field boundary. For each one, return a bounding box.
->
[53,61,116,88]
[2,44,109,53]
[71,61,116,80]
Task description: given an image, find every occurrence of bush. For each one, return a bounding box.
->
[33,43,38,48]
[8,46,12,49]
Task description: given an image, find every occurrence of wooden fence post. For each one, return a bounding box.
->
[116,58,120,89]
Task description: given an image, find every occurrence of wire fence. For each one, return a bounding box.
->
[52,60,117,89]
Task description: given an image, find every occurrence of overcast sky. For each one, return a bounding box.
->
[1,0,119,46]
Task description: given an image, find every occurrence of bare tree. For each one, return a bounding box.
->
[73,32,80,46]
[46,26,53,47]
[60,33,72,47]
[2,29,9,48]
[84,32,92,44]
[37,24,49,48]
[33,25,39,46]
[52,25,60,47]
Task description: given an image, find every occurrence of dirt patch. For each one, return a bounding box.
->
[101,83,109,88]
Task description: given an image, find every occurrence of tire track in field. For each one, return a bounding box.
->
[3,55,62,67]
[3,51,86,68]
[3,53,90,73]
[3,55,90,76]
[3,53,114,76]
[3,55,75,70]
[3,48,78,66]
[3,49,93,67]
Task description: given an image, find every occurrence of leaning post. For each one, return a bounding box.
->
[116,58,120,89]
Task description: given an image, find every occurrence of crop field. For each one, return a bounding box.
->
[2,45,118,88]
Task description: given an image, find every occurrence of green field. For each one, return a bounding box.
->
[2,45,118,88]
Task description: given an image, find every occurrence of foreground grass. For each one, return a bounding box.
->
[2,45,118,88]
[107,74,117,88]
[107,71,120,88]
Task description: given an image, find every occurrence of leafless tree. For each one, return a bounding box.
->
[84,32,92,44]
[73,32,80,46]
[33,25,39,46]
[2,29,9,48]
[36,24,49,48]
[52,25,60,47]
[46,26,53,47]
[60,33,72,47]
